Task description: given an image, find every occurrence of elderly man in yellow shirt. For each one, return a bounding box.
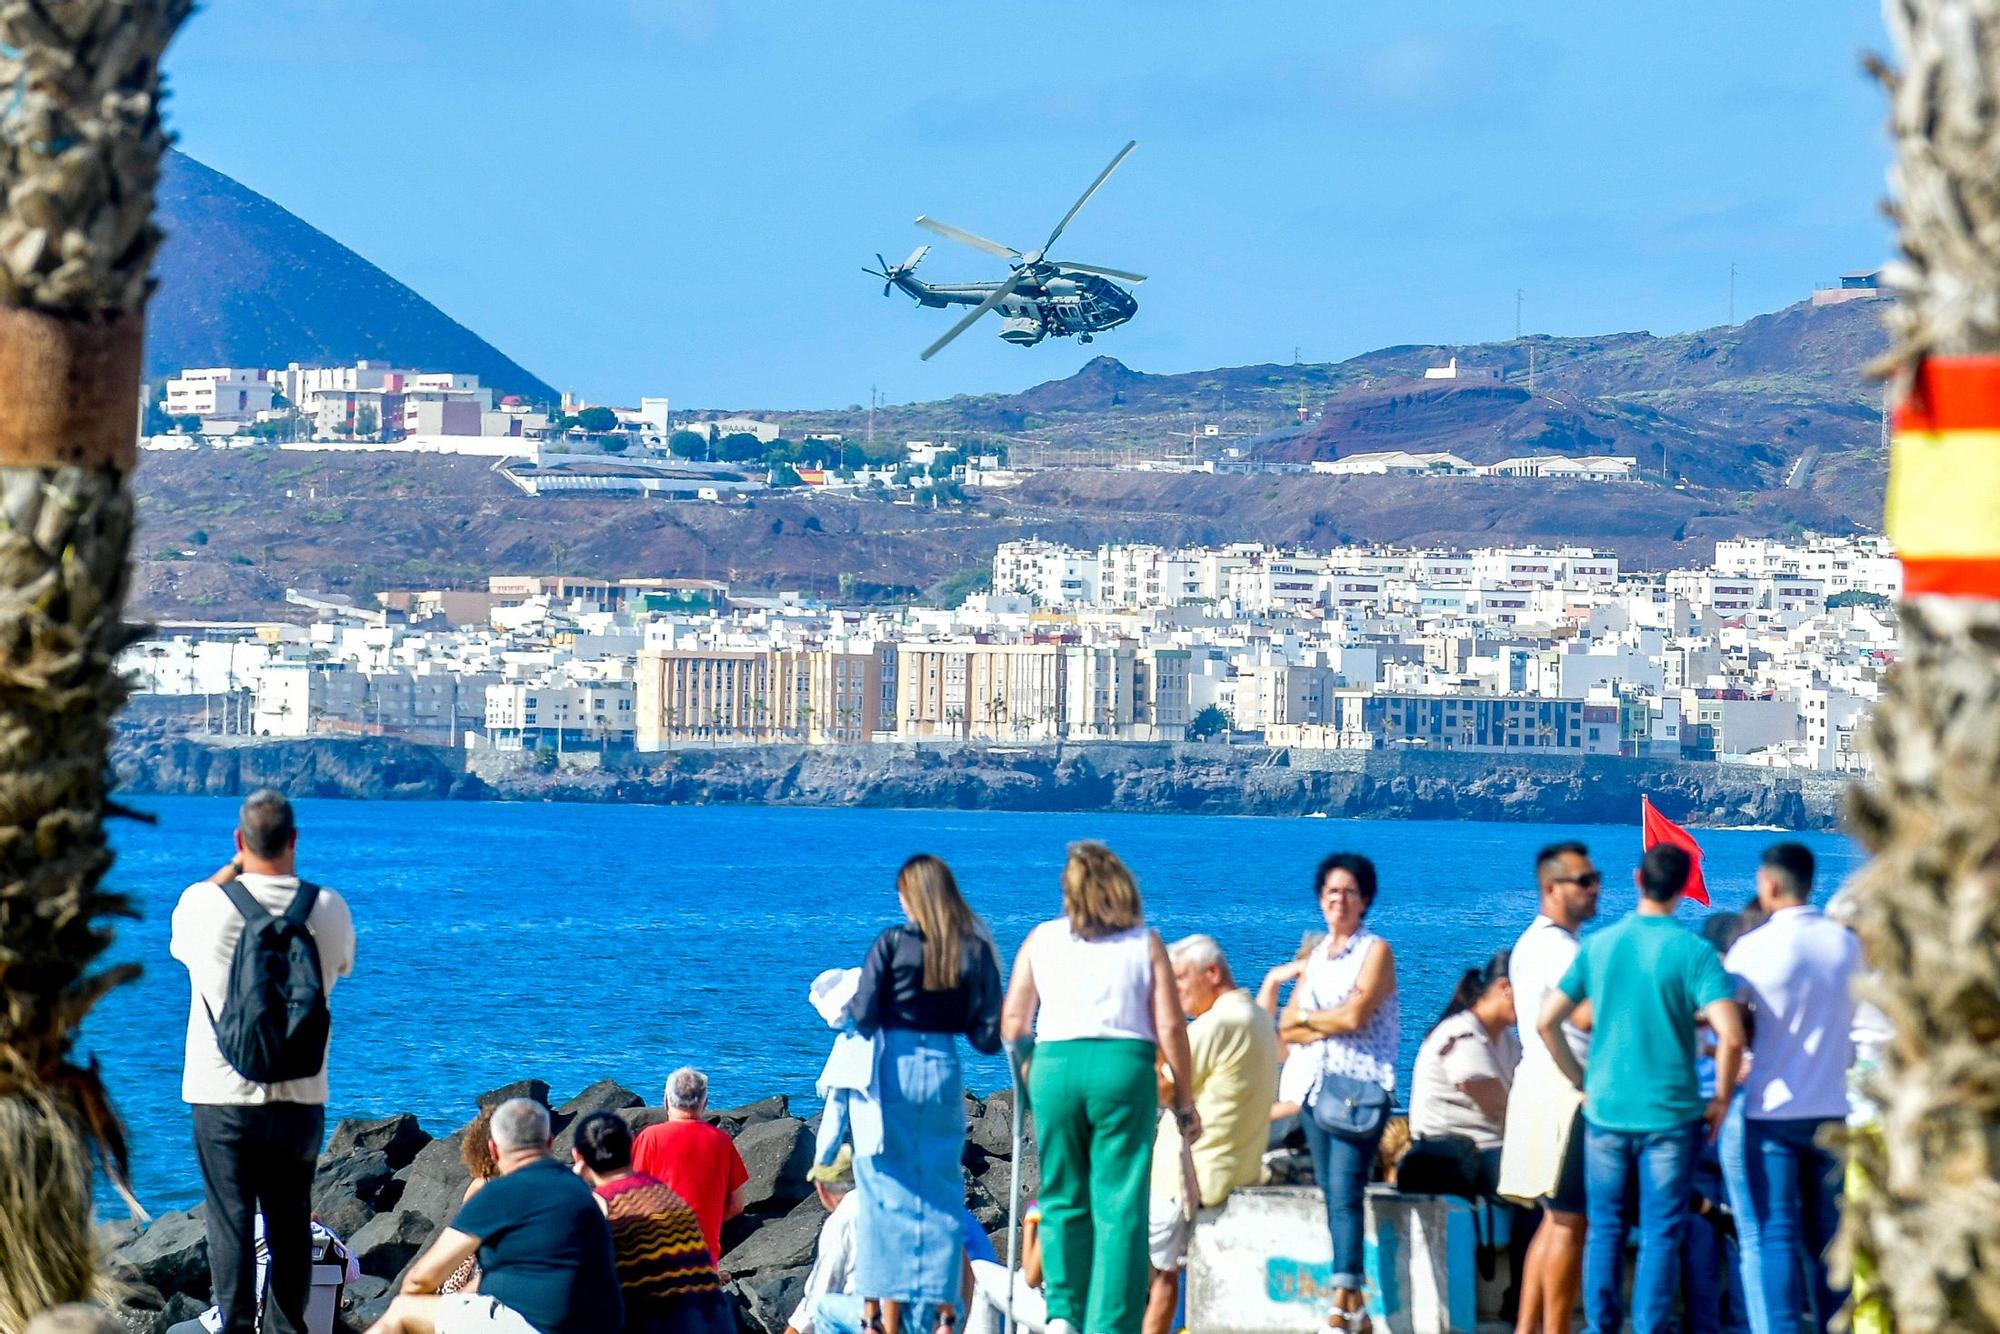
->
[1143,934,1282,1334]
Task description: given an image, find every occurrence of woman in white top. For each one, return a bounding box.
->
[1270,852,1400,1334]
[1402,950,1519,1193]
[1000,842,1199,1334]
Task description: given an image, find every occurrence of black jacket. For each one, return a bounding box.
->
[849,923,1004,1055]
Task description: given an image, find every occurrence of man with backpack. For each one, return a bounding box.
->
[171,789,356,1334]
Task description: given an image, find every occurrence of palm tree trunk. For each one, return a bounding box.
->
[1843,2,2000,1329]
[0,3,190,1327]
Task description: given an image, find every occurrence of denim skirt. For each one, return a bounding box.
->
[852,1028,966,1305]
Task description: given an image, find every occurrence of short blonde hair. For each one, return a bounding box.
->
[1062,842,1144,940]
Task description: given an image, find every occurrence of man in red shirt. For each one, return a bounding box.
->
[630,1067,749,1264]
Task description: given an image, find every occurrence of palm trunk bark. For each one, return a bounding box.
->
[0,3,189,1328]
[1843,2,2000,1330]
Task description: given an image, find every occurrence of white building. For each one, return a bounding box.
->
[484,679,637,751]
[165,368,274,423]
[1311,451,1474,477]
[992,540,1100,607]
[1480,455,1637,482]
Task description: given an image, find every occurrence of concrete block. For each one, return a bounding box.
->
[1185,1185,1479,1334]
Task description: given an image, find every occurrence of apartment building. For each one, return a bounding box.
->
[485,679,637,751]
[633,648,880,748]
[1320,690,1615,754]
[895,642,1066,740]
[165,367,276,423]
[993,540,1100,606]
[253,661,366,736]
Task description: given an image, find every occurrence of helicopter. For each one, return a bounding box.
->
[865,140,1146,360]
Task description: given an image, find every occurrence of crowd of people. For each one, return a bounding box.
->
[169,789,1876,1334]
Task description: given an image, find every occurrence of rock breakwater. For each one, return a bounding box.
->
[100,1079,1037,1334]
[114,727,1849,830]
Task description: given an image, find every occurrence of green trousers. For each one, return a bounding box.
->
[1028,1037,1159,1334]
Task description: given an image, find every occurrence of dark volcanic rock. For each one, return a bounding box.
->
[552,1079,645,1157]
[338,1272,391,1331]
[117,734,1847,830]
[721,1195,829,1276]
[967,1090,1027,1159]
[107,1280,165,1331]
[113,1210,209,1301]
[734,1117,815,1213]
[731,1266,810,1334]
[153,1292,209,1331]
[712,1094,790,1136]
[476,1079,552,1111]
[113,733,470,801]
[326,1113,431,1170]
[392,1133,471,1230]
[312,1148,400,1240]
[348,1207,436,1280]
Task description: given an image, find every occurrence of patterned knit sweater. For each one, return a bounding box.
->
[594,1171,725,1314]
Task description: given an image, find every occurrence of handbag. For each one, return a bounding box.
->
[1309,1070,1392,1138]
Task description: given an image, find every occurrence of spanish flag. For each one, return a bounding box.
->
[1887,357,2000,597]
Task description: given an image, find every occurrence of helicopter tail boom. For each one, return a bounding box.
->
[864,245,951,305]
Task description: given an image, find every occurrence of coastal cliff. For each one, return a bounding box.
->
[98,1080,1032,1333]
[111,728,1848,830]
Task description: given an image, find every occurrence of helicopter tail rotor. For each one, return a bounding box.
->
[863,245,932,297]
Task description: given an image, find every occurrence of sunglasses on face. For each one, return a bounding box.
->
[1554,872,1603,889]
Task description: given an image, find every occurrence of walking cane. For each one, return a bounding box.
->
[1004,1041,1027,1334]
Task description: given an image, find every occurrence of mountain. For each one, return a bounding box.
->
[781,297,1890,504]
[128,295,1894,621]
[147,152,556,402]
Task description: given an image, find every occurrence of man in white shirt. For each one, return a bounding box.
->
[1723,842,1859,1334]
[1500,840,1599,1334]
[785,1150,861,1334]
[170,790,355,1334]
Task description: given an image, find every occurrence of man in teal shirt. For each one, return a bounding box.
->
[1538,843,1744,1334]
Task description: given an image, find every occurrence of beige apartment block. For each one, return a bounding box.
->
[636,649,879,748]
[895,642,1066,740]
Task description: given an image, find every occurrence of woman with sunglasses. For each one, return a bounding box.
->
[1275,852,1401,1334]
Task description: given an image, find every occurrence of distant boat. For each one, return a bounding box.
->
[1714,823,1787,832]
[1303,811,1329,819]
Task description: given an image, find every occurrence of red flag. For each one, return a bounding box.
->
[1641,796,1710,906]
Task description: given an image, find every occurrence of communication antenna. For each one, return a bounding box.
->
[1729,263,1737,326]
[1515,289,1524,340]
[867,384,877,447]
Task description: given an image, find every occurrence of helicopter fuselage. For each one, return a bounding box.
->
[886,268,1137,347]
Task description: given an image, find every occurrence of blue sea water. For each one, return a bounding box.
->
[85,797,1861,1214]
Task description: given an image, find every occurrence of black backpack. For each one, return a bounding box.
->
[206,880,332,1083]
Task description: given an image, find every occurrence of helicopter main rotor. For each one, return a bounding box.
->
[909,140,1146,359]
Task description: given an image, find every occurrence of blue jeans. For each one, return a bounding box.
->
[812,1293,946,1334]
[1301,1113,1386,1295]
[1716,1098,1769,1334]
[1582,1120,1703,1334]
[1679,1149,1753,1334]
[1743,1117,1846,1334]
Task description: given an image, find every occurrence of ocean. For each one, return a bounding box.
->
[85,797,1862,1214]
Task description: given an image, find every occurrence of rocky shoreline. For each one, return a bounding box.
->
[100,1079,1035,1334]
[111,727,1852,830]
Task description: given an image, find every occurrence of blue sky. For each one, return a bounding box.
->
[165,2,1894,409]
